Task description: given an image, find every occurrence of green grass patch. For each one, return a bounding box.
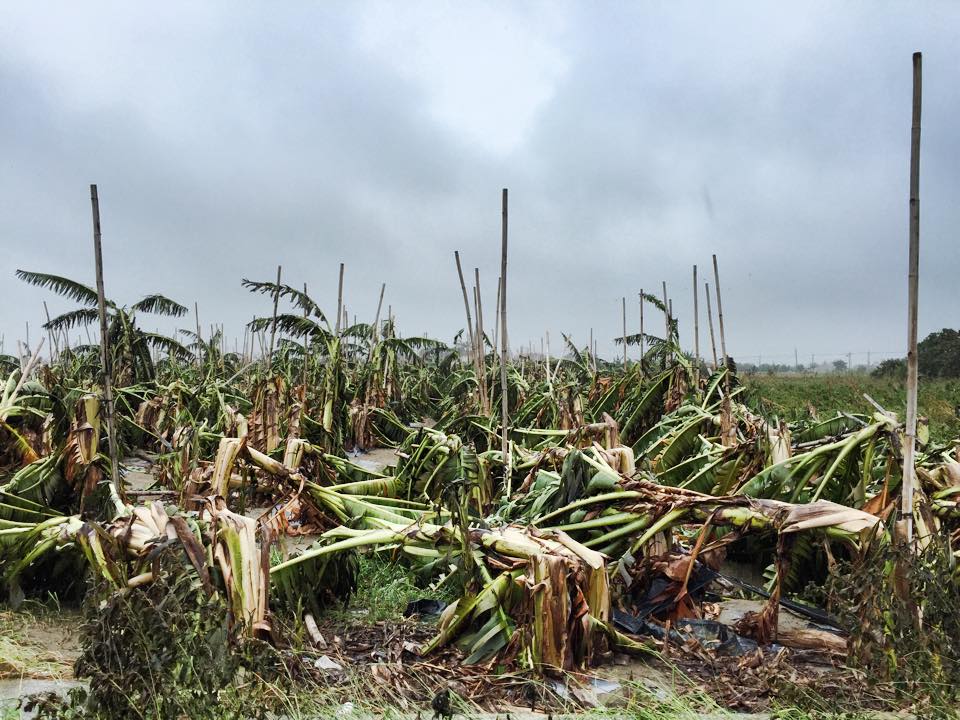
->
[326,552,460,622]
[744,373,960,442]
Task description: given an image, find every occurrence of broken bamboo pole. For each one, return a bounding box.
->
[303,283,311,386]
[621,296,627,369]
[194,302,203,367]
[475,267,489,413]
[692,265,699,365]
[454,251,475,365]
[268,265,281,367]
[901,51,922,545]
[335,263,344,336]
[712,255,728,371]
[639,289,645,373]
[42,302,57,360]
[90,184,121,496]
[705,282,718,369]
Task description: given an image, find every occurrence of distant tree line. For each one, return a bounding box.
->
[872,328,960,379]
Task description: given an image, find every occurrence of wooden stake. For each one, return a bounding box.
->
[492,276,501,356]
[475,268,489,413]
[621,296,627,369]
[43,301,57,360]
[692,265,699,364]
[661,281,670,342]
[194,302,203,367]
[589,327,595,371]
[712,255,728,370]
[372,282,386,344]
[454,251,475,363]
[268,265,282,366]
[303,283,311,385]
[902,51,922,544]
[90,184,121,496]
[705,282,718,369]
[639,289,645,369]
[499,189,511,485]
[335,263,344,336]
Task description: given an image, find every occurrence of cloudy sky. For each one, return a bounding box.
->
[2,2,957,367]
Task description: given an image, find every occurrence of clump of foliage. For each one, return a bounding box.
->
[826,535,960,714]
[873,328,960,380]
[37,549,299,720]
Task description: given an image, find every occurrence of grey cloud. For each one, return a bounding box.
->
[2,1,958,369]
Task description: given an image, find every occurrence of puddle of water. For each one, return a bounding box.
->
[0,677,84,701]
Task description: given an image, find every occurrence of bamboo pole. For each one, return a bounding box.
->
[90,184,121,496]
[303,283,311,386]
[372,282,386,345]
[8,338,45,408]
[639,290,645,369]
[499,189,510,486]
[194,302,202,367]
[475,268,489,413]
[492,276,501,363]
[454,252,475,364]
[712,255,728,370]
[901,51,922,544]
[42,302,57,361]
[621,296,627,369]
[661,282,670,342]
[589,328,595,371]
[268,265,282,366]
[692,265,699,364]
[705,282,718,369]
[335,263,344,336]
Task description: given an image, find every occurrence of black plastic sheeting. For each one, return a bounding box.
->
[403,598,448,618]
[612,610,762,657]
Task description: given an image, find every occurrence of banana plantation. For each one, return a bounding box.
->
[2,267,959,719]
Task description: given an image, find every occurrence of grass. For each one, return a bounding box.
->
[326,552,461,622]
[744,373,960,442]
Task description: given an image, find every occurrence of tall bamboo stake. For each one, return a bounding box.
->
[705,282,718,369]
[589,328,594,371]
[901,51,922,544]
[42,302,57,360]
[454,252,475,364]
[335,263,344,336]
[661,283,669,335]
[372,282,386,344]
[268,265,282,366]
[712,255,728,370]
[194,302,202,367]
[90,184,120,495]
[639,289,645,369]
[475,268,489,413]
[303,283,311,386]
[492,276,501,357]
[499,189,510,486]
[621,296,627,369]
[692,265,699,364]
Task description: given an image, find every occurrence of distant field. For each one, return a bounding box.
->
[743,373,960,442]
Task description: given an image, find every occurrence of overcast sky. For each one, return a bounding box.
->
[2,2,957,366]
